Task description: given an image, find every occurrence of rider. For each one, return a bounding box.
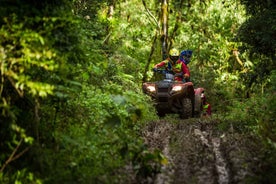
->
[153,48,190,82]
[180,50,193,65]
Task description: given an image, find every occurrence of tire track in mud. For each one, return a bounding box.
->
[118,117,273,184]
[212,137,229,184]
[142,118,230,184]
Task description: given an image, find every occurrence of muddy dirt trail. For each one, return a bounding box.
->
[140,117,269,184]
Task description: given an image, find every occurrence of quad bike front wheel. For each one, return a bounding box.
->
[179,98,193,119]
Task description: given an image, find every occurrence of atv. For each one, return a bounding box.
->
[142,69,205,119]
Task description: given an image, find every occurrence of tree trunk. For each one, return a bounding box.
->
[161,0,169,60]
[142,31,158,83]
[168,0,184,50]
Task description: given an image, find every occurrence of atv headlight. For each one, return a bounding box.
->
[142,83,156,94]
[147,85,156,92]
[172,85,183,92]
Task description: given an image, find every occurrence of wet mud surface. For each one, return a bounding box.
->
[140,118,271,184]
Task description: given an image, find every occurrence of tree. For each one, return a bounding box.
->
[237,0,276,57]
[0,0,83,182]
[236,0,276,95]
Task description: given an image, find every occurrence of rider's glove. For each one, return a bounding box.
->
[153,68,158,72]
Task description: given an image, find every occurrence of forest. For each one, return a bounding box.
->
[0,0,275,183]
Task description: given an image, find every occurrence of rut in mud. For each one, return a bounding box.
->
[140,117,270,184]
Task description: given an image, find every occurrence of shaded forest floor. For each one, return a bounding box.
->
[127,117,276,184]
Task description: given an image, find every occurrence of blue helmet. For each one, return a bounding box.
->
[180,50,193,65]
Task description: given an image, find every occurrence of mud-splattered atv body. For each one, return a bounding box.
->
[143,69,199,119]
[194,87,206,117]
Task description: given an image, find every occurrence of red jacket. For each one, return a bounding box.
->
[154,58,190,81]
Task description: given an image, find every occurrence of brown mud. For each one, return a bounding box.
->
[137,117,273,184]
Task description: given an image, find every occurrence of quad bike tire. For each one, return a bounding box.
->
[179,98,193,119]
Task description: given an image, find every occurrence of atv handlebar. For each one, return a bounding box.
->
[153,68,175,75]
[152,68,190,82]
[153,68,183,76]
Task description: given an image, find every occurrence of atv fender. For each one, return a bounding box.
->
[194,87,205,117]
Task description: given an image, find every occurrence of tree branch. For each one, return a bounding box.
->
[142,0,160,30]
[0,139,30,173]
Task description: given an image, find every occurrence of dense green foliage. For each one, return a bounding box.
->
[238,0,276,56]
[236,0,276,99]
[0,0,275,183]
[0,0,156,183]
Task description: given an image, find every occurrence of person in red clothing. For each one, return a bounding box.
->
[201,92,211,116]
[153,48,190,82]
